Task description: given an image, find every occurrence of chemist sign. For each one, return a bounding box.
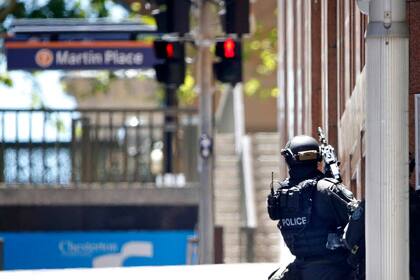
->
[0,231,195,270]
[5,41,158,70]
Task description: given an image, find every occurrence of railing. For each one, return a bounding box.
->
[0,108,198,186]
[233,84,257,262]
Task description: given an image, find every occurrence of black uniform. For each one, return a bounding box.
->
[267,135,357,280]
[343,200,365,280]
[410,188,420,280]
[343,188,420,280]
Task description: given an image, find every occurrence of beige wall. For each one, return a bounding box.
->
[244,95,277,132]
[243,0,278,133]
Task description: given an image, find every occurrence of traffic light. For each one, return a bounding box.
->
[153,40,186,86]
[213,38,242,85]
[152,0,191,34]
[222,0,250,35]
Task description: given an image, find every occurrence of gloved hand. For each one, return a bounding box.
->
[267,191,281,220]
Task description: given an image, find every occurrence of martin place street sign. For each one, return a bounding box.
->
[5,41,158,71]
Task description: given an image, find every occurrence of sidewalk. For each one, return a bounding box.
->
[0,263,280,280]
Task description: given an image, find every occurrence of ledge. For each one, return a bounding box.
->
[0,183,199,206]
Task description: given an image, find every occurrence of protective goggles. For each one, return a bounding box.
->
[281,148,320,161]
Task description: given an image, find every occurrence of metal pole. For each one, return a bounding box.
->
[365,0,409,279]
[197,0,214,264]
[277,0,287,151]
[164,85,177,174]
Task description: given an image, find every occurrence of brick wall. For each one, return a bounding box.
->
[408,0,420,181]
[408,0,420,94]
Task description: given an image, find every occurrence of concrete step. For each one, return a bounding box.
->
[253,156,280,163]
[214,174,240,184]
[253,166,280,173]
[216,213,242,225]
[215,202,241,213]
[214,156,238,167]
[213,226,241,235]
[214,150,236,158]
[253,164,280,173]
[215,133,235,142]
[215,199,241,209]
[254,250,279,259]
[214,172,240,180]
[214,135,236,155]
[214,187,241,197]
[253,174,281,184]
[214,155,239,163]
[253,132,280,140]
[254,153,280,160]
[214,185,241,194]
[247,133,283,263]
[222,234,241,246]
[214,180,240,188]
[252,143,280,151]
[252,141,281,150]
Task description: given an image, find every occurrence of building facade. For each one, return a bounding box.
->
[277,0,420,200]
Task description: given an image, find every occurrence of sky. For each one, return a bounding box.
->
[0,71,76,109]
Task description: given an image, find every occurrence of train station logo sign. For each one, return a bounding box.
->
[35,48,54,68]
[5,41,158,70]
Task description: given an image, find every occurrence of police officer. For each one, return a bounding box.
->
[267,135,357,280]
[410,184,420,280]
[409,155,420,280]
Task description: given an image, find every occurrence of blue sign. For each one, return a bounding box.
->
[0,231,195,270]
[5,41,159,70]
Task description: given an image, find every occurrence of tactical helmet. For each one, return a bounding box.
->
[281,135,321,167]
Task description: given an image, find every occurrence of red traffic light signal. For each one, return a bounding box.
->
[224,38,236,58]
[153,40,184,60]
[166,43,174,58]
[214,38,242,85]
[153,40,186,86]
[215,38,241,59]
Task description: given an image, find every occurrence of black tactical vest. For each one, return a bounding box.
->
[275,178,336,258]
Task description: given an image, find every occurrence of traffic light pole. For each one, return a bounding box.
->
[164,85,177,173]
[197,0,215,264]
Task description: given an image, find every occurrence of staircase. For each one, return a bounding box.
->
[214,132,281,263]
[214,134,242,263]
[251,133,281,262]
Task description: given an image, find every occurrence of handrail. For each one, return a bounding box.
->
[233,84,257,230]
[233,84,245,155]
[241,136,257,229]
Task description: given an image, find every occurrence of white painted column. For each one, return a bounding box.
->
[365,0,409,279]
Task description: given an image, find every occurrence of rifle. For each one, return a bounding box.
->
[317,127,342,182]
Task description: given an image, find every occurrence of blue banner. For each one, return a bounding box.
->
[0,231,195,270]
[5,41,159,70]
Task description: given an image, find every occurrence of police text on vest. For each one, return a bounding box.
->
[282,217,307,227]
